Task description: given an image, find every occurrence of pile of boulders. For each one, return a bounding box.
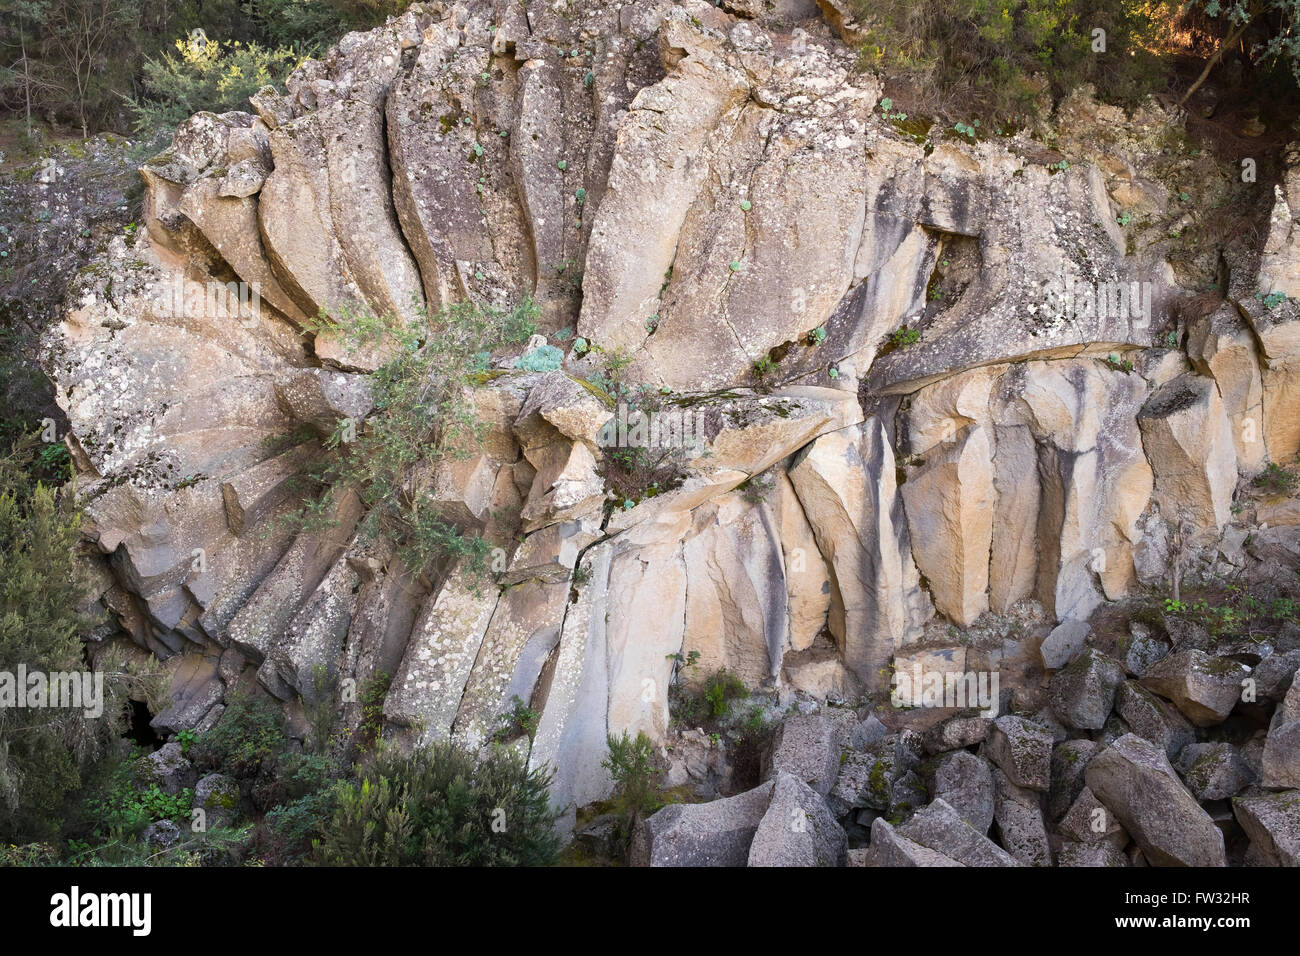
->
[634,619,1300,866]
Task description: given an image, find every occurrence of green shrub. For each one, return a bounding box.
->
[600,730,661,855]
[1254,461,1298,495]
[888,326,920,349]
[849,0,1167,122]
[0,435,161,843]
[703,669,747,719]
[129,32,302,132]
[82,759,193,838]
[316,742,560,866]
[193,693,286,780]
[601,731,659,821]
[296,298,538,584]
[494,694,541,743]
[259,751,340,863]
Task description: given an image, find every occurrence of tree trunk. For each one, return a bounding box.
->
[1179,16,1254,107]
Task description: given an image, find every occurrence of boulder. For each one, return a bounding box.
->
[923,715,991,754]
[141,742,197,796]
[633,780,775,867]
[1175,743,1256,801]
[193,772,240,829]
[992,768,1051,866]
[1040,619,1089,670]
[896,798,1023,866]
[1120,621,1168,677]
[1048,648,1126,730]
[1232,791,1300,866]
[1056,841,1130,867]
[1058,786,1129,849]
[1048,738,1098,821]
[829,731,923,815]
[1254,649,1300,702]
[748,772,848,867]
[985,715,1054,791]
[1113,680,1196,758]
[857,817,964,867]
[1084,733,1227,867]
[1262,678,1300,788]
[1139,650,1249,727]
[927,750,995,834]
[764,714,842,797]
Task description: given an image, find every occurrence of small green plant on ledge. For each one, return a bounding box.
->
[889,326,920,349]
[494,694,541,743]
[1254,461,1299,496]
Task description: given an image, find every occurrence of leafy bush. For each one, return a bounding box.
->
[296,298,538,584]
[494,694,541,743]
[82,757,193,837]
[704,669,748,719]
[888,326,920,349]
[259,751,340,864]
[316,742,560,866]
[130,32,301,131]
[849,0,1167,121]
[668,667,749,728]
[600,730,661,854]
[193,693,286,780]
[0,435,161,843]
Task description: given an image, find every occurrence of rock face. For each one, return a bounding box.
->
[36,0,1300,859]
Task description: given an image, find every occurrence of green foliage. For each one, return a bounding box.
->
[129,32,300,131]
[354,671,391,755]
[738,471,774,505]
[193,692,286,780]
[601,730,660,846]
[704,669,747,719]
[258,750,340,863]
[296,298,538,584]
[316,741,560,866]
[850,0,1167,122]
[0,435,160,843]
[1254,461,1299,494]
[518,343,564,372]
[0,0,406,136]
[83,766,193,837]
[888,326,920,349]
[175,728,197,756]
[493,694,540,743]
[669,667,750,728]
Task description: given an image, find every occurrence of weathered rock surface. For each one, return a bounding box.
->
[1085,734,1227,867]
[748,771,847,867]
[986,716,1055,791]
[1140,650,1249,727]
[634,780,774,867]
[33,0,1300,866]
